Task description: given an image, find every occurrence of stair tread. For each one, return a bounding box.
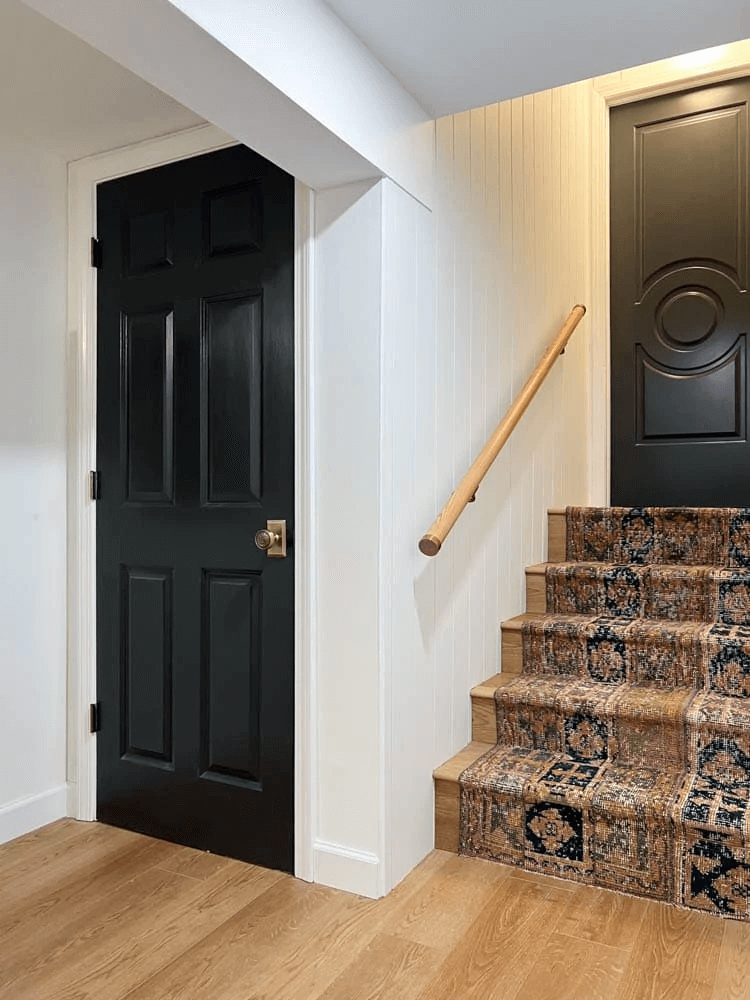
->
[433,741,493,782]
[471,673,511,697]
[502,612,544,631]
[460,745,750,835]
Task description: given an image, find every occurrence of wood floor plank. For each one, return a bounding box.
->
[154,844,237,882]
[0,835,191,984]
[314,932,439,1000]
[615,903,724,1000]
[2,860,282,1000]
[710,919,750,1000]
[244,854,460,1000]
[555,884,648,950]
[245,892,380,1000]
[387,852,512,952]
[415,872,564,999]
[0,823,144,912]
[513,932,628,1000]
[0,818,77,864]
[121,876,339,1000]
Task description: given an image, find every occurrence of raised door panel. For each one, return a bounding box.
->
[201,293,262,505]
[204,181,262,258]
[201,571,261,785]
[638,339,745,440]
[121,308,174,504]
[636,105,747,294]
[121,566,173,765]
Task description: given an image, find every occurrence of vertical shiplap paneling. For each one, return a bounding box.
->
[433,115,456,763]
[482,102,501,676]
[496,99,515,623]
[450,110,473,743]
[469,106,487,682]
[384,79,596,890]
[431,77,593,745]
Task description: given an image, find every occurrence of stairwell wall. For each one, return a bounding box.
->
[381,81,598,889]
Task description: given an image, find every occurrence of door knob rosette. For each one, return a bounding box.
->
[255,520,287,558]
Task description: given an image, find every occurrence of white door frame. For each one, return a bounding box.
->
[588,41,750,504]
[66,122,316,881]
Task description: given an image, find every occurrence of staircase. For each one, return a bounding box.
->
[434,506,750,920]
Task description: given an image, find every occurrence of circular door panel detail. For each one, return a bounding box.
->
[634,266,744,370]
[656,288,722,349]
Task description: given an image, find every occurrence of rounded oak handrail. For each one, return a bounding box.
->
[419,304,586,557]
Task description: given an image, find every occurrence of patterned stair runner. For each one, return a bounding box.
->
[459,507,750,919]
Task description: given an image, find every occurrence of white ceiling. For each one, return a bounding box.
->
[322,0,750,116]
[0,0,204,161]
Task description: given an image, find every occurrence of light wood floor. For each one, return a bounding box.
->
[2,821,750,1000]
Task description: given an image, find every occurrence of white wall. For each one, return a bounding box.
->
[0,135,68,841]
[21,0,433,204]
[313,181,384,896]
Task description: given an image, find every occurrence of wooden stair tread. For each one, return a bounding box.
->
[502,612,544,631]
[525,563,547,574]
[471,673,510,698]
[433,741,492,782]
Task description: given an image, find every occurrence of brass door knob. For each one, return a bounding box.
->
[255,519,287,558]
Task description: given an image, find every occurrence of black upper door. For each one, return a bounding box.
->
[611,79,750,506]
[96,145,294,872]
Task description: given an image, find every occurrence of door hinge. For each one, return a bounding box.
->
[91,237,102,269]
[89,470,101,501]
[90,703,102,734]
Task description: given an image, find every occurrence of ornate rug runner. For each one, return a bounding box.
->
[459,507,750,919]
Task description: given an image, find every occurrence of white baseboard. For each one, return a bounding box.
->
[0,785,68,846]
[313,839,382,898]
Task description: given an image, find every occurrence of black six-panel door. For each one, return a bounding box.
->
[611,79,750,506]
[96,145,294,871]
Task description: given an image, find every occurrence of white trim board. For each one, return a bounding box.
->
[0,786,68,846]
[313,840,381,899]
[66,123,315,881]
[587,42,750,505]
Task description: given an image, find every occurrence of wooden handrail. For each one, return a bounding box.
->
[419,304,586,557]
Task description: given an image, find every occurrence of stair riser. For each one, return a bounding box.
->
[547,509,566,562]
[522,619,750,694]
[565,506,750,568]
[495,684,692,771]
[545,565,750,625]
[493,686,750,779]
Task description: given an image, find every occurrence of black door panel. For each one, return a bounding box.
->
[611,80,750,505]
[96,146,294,871]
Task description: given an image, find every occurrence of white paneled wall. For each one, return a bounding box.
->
[380,82,597,889]
[428,85,594,753]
